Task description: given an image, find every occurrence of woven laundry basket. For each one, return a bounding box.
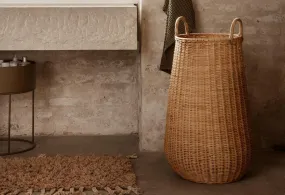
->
[164,17,251,184]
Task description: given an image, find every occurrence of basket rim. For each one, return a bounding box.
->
[175,33,243,42]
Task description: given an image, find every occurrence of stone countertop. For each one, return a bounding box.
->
[0,6,138,50]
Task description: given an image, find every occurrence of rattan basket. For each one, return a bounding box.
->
[164,17,251,184]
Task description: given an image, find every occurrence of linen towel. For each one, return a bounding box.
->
[160,0,196,74]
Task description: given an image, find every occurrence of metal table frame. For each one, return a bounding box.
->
[0,90,36,156]
[0,60,36,156]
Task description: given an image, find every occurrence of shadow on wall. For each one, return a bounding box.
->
[246,34,285,150]
[0,51,139,137]
[245,50,285,149]
[192,0,285,150]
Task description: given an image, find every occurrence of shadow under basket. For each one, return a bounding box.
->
[0,60,36,156]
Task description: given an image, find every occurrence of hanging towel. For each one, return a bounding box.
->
[160,0,196,74]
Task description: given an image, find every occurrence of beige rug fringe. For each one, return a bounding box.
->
[1,190,10,195]
[40,189,46,195]
[126,154,138,159]
[49,189,56,195]
[26,189,33,195]
[1,187,140,195]
[91,188,99,194]
[10,190,21,195]
[104,187,114,194]
[1,190,21,195]
[53,188,63,195]
[0,155,136,194]
[128,187,140,195]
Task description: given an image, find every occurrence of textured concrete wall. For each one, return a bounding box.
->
[0,0,284,151]
[139,0,170,151]
[0,51,139,136]
[140,0,285,151]
[0,7,137,50]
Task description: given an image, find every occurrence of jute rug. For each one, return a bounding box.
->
[0,155,139,194]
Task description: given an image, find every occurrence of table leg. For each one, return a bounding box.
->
[32,90,35,143]
[0,91,36,156]
[8,94,11,153]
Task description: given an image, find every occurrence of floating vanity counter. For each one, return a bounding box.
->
[0,5,138,50]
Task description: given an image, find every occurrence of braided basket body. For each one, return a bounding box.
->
[164,17,251,184]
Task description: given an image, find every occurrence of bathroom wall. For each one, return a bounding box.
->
[0,0,284,151]
[0,51,139,136]
[140,0,285,151]
[139,0,170,151]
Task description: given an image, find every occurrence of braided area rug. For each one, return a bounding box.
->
[0,155,139,194]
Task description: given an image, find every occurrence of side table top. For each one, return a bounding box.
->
[0,60,36,95]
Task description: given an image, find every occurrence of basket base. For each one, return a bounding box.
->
[178,172,246,184]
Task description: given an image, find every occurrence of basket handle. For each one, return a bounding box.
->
[175,16,190,36]
[229,18,243,40]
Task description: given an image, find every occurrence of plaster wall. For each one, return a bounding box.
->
[0,51,139,136]
[0,0,284,151]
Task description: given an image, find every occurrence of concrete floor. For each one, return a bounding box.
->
[1,136,285,195]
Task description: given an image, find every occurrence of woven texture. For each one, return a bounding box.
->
[0,155,138,194]
[164,17,252,184]
[160,0,195,73]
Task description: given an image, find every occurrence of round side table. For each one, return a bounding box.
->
[0,60,36,156]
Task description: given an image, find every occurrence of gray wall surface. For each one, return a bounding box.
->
[0,51,139,136]
[0,0,284,151]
